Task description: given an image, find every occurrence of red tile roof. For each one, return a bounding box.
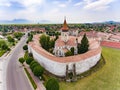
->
[110,35,120,40]
[55,36,77,47]
[101,41,120,48]
[79,31,97,37]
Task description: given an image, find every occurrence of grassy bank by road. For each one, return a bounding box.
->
[0,50,6,57]
[60,47,120,90]
[24,68,37,90]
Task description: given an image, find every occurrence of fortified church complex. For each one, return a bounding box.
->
[53,18,78,57]
[28,18,101,79]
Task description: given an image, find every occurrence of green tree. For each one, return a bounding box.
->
[24,51,29,60]
[65,50,73,57]
[49,39,55,49]
[46,78,59,90]
[33,65,44,77]
[23,45,28,50]
[29,52,33,57]
[0,40,8,50]
[39,34,50,51]
[30,61,38,66]
[70,47,74,55]
[7,36,15,43]
[19,57,25,65]
[31,63,40,71]
[26,57,34,65]
[14,32,23,40]
[55,32,60,40]
[78,34,89,54]
[27,33,33,43]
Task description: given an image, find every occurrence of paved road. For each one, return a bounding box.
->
[6,34,33,90]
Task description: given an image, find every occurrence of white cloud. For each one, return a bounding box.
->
[0,0,45,21]
[68,0,72,3]
[58,4,67,7]
[0,3,11,7]
[84,0,93,4]
[0,0,44,8]
[0,0,11,7]
[52,1,59,4]
[19,0,44,7]
[74,2,83,6]
[74,0,115,10]
[83,0,115,11]
[93,5,110,11]
[53,1,67,8]
[50,8,59,13]
[0,0,119,23]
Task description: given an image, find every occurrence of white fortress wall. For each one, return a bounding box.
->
[75,53,101,74]
[28,45,101,77]
[29,46,66,76]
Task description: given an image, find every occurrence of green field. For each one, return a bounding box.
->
[60,47,120,90]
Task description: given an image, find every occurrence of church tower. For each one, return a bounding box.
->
[61,17,69,42]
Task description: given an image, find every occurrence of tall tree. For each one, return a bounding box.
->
[39,34,50,51]
[78,34,89,54]
[70,47,74,55]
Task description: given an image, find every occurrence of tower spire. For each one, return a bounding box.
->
[64,16,66,20]
[61,16,68,31]
[61,17,69,42]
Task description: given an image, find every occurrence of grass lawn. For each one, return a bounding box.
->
[60,47,120,90]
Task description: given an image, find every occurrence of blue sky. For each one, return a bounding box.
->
[0,0,120,23]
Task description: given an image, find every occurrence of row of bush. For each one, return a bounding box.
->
[26,32,33,43]
[19,51,60,90]
[19,51,45,78]
[19,41,60,90]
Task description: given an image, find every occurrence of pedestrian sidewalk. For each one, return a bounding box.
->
[0,61,3,90]
[0,51,10,90]
[24,63,46,90]
[0,55,8,90]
